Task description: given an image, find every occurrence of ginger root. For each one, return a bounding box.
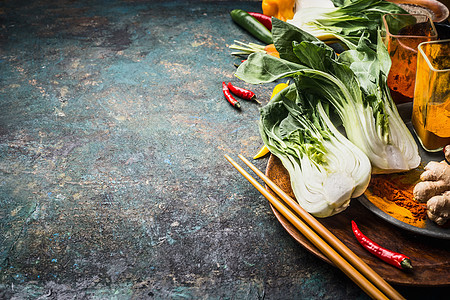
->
[413,161,450,202]
[427,191,450,226]
[413,145,450,225]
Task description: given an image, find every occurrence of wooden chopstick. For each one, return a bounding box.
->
[224,154,397,300]
[236,154,405,300]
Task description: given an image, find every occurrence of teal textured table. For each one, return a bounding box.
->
[0,0,448,298]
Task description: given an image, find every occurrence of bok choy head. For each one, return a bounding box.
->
[236,19,420,173]
[336,34,421,173]
[260,82,371,217]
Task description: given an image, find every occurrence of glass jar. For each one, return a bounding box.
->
[411,39,450,152]
[381,13,438,104]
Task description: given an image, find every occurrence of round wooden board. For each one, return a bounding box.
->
[266,154,450,286]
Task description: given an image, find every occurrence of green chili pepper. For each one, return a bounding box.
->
[230,9,273,45]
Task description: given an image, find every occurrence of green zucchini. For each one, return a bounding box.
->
[230,9,273,45]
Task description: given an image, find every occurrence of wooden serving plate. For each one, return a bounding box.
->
[266,154,450,286]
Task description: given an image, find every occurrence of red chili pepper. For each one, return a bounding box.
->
[247,12,272,31]
[222,82,240,109]
[351,221,412,270]
[227,82,259,103]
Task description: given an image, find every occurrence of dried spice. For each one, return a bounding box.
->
[368,174,427,221]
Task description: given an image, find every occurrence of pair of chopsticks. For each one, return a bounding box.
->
[224,154,406,300]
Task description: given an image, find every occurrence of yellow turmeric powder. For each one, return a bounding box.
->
[365,171,427,227]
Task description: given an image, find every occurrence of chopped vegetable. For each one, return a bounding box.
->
[253,145,270,159]
[262,0,295,22]
[270,80,290,100]
[264,43,280,58]
[222,81,241,109]
[247,12,272,31]
[259,80,371,217]
[227,82,259,103]
[235,19,420,174]
[230,9,273,44]
[352,221,413,270]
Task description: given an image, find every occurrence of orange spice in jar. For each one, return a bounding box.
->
[381,14,438,104]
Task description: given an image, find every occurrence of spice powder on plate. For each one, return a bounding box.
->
[364,171,428,228]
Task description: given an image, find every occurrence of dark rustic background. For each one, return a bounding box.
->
[0,1,449,299]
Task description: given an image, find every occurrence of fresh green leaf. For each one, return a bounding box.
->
[235,52,307,84]
[272,18,319,63]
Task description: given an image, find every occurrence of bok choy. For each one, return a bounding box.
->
[336,34,421,173]
[235,19,420,173]
[260,82,371,217]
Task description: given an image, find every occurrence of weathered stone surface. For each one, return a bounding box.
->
[0,0,447,299]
